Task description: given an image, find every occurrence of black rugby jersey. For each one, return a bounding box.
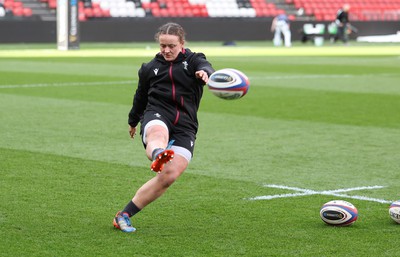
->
[128,48,214,133]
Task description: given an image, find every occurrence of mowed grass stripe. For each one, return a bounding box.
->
[0,93,143,166]
[2,72,399,96]
[1,55,399,128]
[1,89,398,129]
[251,73,400,95]
[0,148,266,256]
[196,110,400,190]
[1,147,399,257]
[1,45,400,57]
[0,59,139,78]
[0,70,135,104]
[201,86,400,128]
[0,80,132,89]
[3,73,399,96]
[1,93,399,190]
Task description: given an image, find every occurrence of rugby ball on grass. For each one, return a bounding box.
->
[389,200,400,224]
[320,200,358,226]
[207,68,249,100]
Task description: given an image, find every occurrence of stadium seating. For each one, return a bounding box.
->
[26,0,400,21]
[42,0,286,20]
[2,0,33,17]
[292,0,400,21]
[99,0,280,18]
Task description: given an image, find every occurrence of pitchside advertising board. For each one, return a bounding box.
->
[57,0,79,50]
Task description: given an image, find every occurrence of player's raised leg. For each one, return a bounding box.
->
[133,154,188,208]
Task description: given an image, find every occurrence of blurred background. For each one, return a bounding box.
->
[0,0,399,44]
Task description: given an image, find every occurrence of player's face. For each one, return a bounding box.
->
[159,34,184,62]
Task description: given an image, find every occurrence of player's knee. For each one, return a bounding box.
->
[159,171,180,188]
[160,165,186,187]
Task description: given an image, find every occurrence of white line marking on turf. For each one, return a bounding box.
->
[253,74,355,80]
[0,80,133,89]
[248,184,392,204]
[251,73,396,81]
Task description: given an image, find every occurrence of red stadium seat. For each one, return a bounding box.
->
[84,7,94,18]
[48,0,56,9]
[79,10,87,21]
[3,1,13,9]
[92,7,103,17]
[151,8,161,17]
[12,6,23,16]
[101,9,110,17]
[22,7,32,16]
[12,1,23,8]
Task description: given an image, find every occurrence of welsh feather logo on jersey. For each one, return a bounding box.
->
[182,61,188,70]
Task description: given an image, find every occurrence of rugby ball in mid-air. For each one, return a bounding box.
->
[207,68,250,100]
[320,200,358,226]
[389,200,400,224]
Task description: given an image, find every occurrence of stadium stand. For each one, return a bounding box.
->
[37,0,290,20]
[1,0,398,21]
[291,0,400,21]
[80,0,285,19]
[1,0,34,17]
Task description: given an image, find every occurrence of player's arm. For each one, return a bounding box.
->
[271,17,277,32]
[192,53,215,84]
[128,65,149,133]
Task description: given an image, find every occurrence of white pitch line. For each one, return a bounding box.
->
[249,192,315,201]
[0,80,133,89]
[264,184,318,193]
[251,74,354,80]
[247,184,392,204]
[322,193,392,204]
[321,185,385,194]
[251,73,396,81]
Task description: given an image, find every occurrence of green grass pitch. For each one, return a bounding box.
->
[1,42,400,256]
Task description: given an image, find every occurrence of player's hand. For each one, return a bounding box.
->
[195,70,209,84]
[129,126,137,139]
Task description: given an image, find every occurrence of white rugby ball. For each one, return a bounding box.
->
[320,200,358,226]
[389,200,400,224]
[207,68,250,100]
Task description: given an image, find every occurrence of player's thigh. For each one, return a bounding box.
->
[140,111,171,145]
[145,123,168,142]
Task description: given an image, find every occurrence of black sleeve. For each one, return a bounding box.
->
[336,10,347,23]
[336,10,342,21]
[192,53,215,77]
[128,64,149,127]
